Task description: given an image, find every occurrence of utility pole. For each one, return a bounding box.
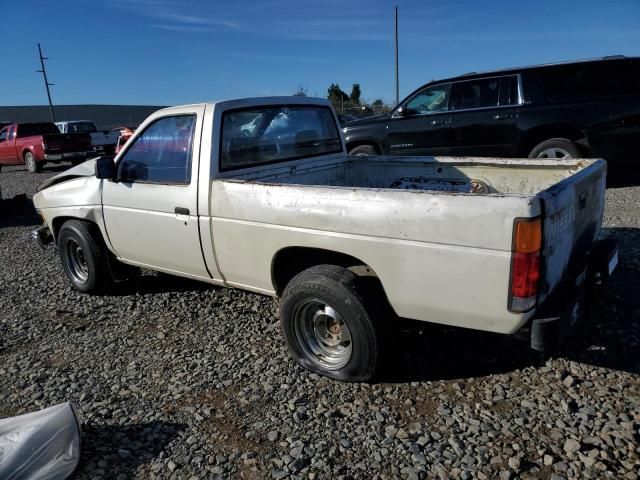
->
[394,4,399,106]
[37,43,56,122]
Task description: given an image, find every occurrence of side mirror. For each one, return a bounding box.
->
[395,105,406,116]
[95,156,116,180]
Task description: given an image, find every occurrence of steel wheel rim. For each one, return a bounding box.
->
[26,155,35,170]
[536,147,573,159]
[292,299,352,370]
[63,239,89,284]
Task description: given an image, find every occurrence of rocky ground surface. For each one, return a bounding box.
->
[0,163,639,480]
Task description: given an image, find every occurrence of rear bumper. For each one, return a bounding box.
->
[528,238,619,351]
[44,151,93,161]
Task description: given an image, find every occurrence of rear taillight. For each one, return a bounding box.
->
[509,218,542,312]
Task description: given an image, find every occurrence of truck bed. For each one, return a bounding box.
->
[219,155,593,195]
[212,156,605,333]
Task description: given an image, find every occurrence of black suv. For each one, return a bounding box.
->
[343,56,640,162]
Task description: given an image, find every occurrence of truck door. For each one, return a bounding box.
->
[449,75,519,157]
[0,127,9,163]
[384,83,453,155]
[0,126,17,164]
[101,106,214,279]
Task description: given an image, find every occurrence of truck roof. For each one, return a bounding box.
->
[153,96,333,117]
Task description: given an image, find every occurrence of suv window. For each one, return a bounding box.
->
[537,61,640,101]
[452,77,501,110]
[499,76,519,106]
[220,105,341,171]
[118,115,195,184]
[403,84,451,114]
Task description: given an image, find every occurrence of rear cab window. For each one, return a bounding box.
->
[220,105,342,171]
[17,123,60,137]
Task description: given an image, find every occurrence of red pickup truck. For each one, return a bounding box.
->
[0,123,95,173]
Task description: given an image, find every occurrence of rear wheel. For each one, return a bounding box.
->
[280,265,379,382]
[528,138,581,160]
[24,151,42,173]
[348,145,378,156]
[57,220,112,293]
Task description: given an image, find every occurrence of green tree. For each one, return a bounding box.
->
[350,83,362,105]
[372,98,384,106]
[328,83,355,112]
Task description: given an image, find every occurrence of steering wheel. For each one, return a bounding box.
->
[242,129,252,138]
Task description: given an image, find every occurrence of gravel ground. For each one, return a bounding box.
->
[0,163,639,480]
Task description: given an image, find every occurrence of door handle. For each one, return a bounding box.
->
[493,113,513,120]
[174,207,190,215]
[430,119,452,126]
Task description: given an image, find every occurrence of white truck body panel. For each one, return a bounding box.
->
[34,97,607,337]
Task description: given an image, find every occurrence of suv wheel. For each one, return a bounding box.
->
[280,265,379,382]
[528,138,581,160]
[348,145,378,156]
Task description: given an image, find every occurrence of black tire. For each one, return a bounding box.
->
[528,138,581,160]
[24,151,42,173]
[57,220,112,293]
[280,264,379,382]
[348,144,378,156]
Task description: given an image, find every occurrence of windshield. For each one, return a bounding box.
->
[67,122,97,133]
[220,105,341,171]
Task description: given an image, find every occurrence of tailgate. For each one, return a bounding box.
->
[43,133,92,153]
[537,159,607,302]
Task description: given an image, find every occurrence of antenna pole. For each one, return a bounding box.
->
[37,43,56,122]
[394,4,399,105]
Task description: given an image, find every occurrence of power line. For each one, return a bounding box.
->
[37,43,56,122]
[394,4,399,106]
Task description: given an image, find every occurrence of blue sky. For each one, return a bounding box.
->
[1,0,639,106]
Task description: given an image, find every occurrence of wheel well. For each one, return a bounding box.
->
[51,216,93,240]
[519,126,590,157]
[346,140,381,154]
[272,247,379,296]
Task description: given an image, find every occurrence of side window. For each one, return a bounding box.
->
[118,115,196,184]
[537,62,638,102]
[404,84,451,114]
[499,76,519,106]
[0,129,6,142]
[452,77,501,110]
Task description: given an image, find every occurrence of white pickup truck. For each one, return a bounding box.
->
[32,97,618,381]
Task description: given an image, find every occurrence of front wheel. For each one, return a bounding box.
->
[57,220,112,293]
[280,265,379,382]
[24,151,42,173]
[528,138,581,160]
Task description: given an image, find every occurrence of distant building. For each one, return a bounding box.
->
[0,104,166,130]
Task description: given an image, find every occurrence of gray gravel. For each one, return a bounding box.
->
[1,163,639,479]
